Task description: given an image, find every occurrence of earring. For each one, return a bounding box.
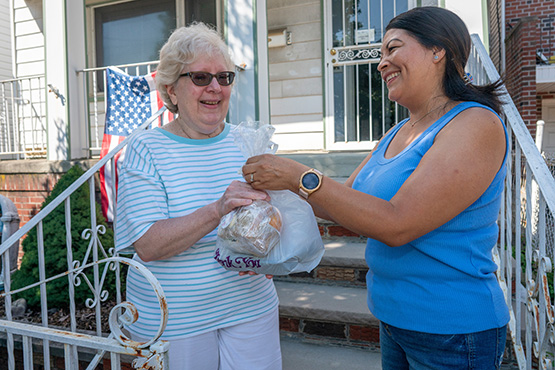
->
[434,55,439,60]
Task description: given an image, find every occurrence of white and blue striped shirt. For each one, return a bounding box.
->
[115,124,278,340]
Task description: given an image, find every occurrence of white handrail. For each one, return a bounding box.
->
[0,107,165,256]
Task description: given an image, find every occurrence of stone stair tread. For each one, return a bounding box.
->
[275,280,376,325]
[281,334,382,370]
[322,239,367,268]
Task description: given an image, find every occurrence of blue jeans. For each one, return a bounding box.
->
[380,322,507,370]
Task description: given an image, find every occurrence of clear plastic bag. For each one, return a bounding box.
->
[217,200,282,257]
[214,121,325,275]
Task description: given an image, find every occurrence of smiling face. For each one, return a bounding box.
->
[378,28,444,109]
[166,54,233,136]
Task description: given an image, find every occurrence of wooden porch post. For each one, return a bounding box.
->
[225,0,270,125]
[44,0,87,161]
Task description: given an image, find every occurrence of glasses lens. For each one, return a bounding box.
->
[185,72,235,86]
[216,72,235,86]
[191,72,211,86]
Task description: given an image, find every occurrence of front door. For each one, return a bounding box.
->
[541,99,555,155]
[323,0,411,150]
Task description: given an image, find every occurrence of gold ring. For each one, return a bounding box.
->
[250,173,254,183]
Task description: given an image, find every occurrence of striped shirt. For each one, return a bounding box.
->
[115,124,279,340]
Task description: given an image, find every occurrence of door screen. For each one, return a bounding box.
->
[325,0,409,150]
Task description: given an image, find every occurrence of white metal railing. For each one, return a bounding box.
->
[469,34,555,369]
[77,61,160,158]
[0,75,47,159]
[0,108,169,369]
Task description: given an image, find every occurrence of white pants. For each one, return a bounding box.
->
[135,307,282,370]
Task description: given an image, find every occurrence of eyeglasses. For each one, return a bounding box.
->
[179,71,235,86]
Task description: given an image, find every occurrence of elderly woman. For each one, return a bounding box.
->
[115,23,281,369]
[244,7,509,370]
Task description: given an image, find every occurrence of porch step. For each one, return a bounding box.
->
[276,281,374,326]
[274,238,368,287]
[274,258,379,350]
[276,279,379,349]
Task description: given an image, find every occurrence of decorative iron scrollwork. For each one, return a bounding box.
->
[527,250,555,369]
[333,46,381,65]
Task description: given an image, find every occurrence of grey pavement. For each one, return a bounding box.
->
[281,334,382,370]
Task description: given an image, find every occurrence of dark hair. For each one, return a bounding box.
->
[386,6,503,114]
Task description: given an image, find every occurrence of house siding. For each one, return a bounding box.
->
[13,0,44,78]
[0,0,14,81]
[267,0,324,151]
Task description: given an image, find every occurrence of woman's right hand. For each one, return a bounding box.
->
[134,180,269,262]
[215,180,270,219]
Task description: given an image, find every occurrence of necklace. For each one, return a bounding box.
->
[176,120,222,139]
[409,104,445,127]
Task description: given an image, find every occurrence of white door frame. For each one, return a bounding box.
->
[541,98,555,154]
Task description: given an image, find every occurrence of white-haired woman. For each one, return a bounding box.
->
[115,23,281,370]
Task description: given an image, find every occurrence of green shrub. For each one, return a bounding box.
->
[11,165,124,310]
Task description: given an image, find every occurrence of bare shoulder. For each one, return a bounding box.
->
[439,105,505,143]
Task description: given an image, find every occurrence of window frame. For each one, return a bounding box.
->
[85,0,223,70]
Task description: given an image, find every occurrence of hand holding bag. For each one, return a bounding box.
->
[214,121,325,275]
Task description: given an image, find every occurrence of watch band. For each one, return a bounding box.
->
[299,187,310,200]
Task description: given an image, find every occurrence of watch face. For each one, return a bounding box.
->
[302,172,320,190]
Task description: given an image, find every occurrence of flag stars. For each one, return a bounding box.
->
[104,68,157,137]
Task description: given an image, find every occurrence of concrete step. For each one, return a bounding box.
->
[320,238,367,268]
[281,333,382,370]
[276,280,379,348]
[275,238,368,287]
[276,281,375,326]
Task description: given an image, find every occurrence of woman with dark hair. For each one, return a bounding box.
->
[243,6,509,369]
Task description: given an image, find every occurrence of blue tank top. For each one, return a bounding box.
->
[352,101,510,334]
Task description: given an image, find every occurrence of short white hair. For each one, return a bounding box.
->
[155,22,234,114]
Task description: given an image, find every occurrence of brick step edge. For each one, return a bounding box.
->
[273,266,368,287]
[279,318,380,350]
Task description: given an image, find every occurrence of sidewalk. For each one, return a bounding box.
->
[281,334,382,370]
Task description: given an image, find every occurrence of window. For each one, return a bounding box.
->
[93,0,220,71]
[185,1,217,27]
[94,0,177,69]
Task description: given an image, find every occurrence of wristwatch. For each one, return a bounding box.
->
[299,168,323,200]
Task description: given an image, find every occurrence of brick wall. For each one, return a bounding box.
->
[505,0,555,137]
[487,0,503,71]
[505,0,555,58]
[504,17,540,136]
[488,0,555,139]
[0,160,97,224]
[0,172,62,224]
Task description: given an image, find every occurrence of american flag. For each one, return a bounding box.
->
[99,67,172,222]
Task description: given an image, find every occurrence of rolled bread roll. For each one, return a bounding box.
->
[217,200,282,257]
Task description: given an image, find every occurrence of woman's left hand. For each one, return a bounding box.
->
[242,154,307,191]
